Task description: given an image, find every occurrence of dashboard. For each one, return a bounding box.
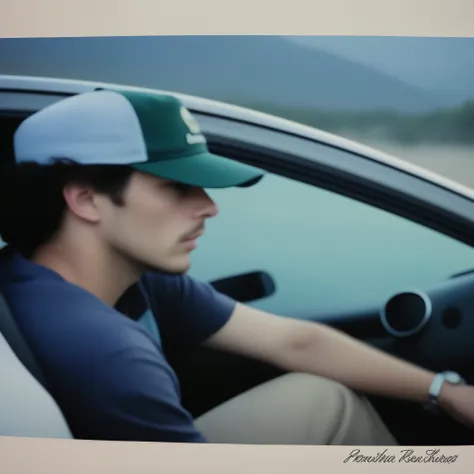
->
[378,271,474,382]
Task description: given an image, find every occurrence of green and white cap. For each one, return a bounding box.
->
[13,88,264,188]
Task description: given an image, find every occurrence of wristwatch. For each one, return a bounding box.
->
[425,370,465,413]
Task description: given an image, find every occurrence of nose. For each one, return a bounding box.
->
[193,188,219,219]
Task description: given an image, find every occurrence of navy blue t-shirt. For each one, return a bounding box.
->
[0,249,236,442]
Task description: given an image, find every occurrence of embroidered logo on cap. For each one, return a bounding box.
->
[180,106,206,145]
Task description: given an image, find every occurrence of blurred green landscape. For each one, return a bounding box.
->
[1,36,473,148]
[243,100,474,146]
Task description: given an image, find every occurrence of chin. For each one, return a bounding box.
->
[145,257,191,275]
[170,260,192,274]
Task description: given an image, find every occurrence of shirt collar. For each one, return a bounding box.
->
[0,246,65,287]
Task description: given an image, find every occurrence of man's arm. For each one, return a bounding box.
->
[202,303,474,422]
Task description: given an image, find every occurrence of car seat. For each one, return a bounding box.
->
[0,291,73,438]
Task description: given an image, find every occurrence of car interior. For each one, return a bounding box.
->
[1,111,474,446]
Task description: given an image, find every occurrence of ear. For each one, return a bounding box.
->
[62,184,101,223]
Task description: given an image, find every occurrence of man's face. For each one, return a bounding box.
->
[96,171,219,274]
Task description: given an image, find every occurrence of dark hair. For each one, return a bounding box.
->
[0,158,135,258]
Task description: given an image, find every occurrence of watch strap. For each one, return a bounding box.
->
[425,371,465,413]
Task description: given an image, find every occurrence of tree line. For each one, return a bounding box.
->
[241,100,474,146]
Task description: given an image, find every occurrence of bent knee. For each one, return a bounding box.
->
[196,372,395,445]
[276,373,362,439]
[281,373,395,445]
[275,372,360,407]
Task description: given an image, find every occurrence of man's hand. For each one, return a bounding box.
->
[439,384,474,430]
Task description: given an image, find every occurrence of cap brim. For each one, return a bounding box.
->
[131,151,264,188]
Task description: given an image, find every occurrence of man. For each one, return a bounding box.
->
[0,88,473,445]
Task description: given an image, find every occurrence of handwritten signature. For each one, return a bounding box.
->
[343,448,458,464]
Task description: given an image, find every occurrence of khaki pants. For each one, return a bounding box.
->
[195,373,398,445]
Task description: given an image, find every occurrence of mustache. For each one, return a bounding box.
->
[180,223,205,241]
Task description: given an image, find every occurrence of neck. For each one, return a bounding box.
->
[31,234,143,307]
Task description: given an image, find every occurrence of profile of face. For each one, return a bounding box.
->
[67,171,219,274]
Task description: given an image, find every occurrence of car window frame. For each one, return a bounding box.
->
[194,113,474,248]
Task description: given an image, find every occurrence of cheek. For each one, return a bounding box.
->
[126,201,170,239]
[119,195,183,246]
[127,187,170,221]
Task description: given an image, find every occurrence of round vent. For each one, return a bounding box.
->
[380,290,432,337]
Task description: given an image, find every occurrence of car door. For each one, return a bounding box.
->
[188,112,474,336]
[165,112,474,445]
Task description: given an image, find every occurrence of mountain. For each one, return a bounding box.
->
[286,35,474,105]
[0,35,453,113]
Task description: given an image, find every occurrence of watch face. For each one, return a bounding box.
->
[444,371,463,384]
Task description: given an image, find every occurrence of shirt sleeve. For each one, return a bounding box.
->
[141,272,237,348]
